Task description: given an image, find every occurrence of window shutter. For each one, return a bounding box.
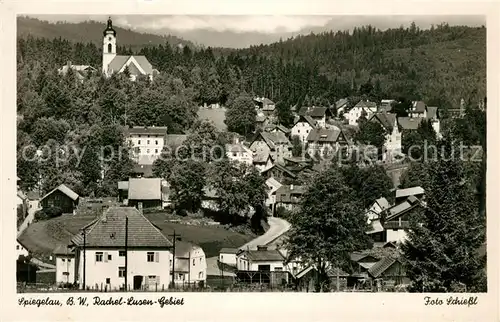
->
[156,276,160,285]
[155,252,159,262]
[104,252,108,262]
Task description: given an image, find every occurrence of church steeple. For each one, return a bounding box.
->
[103,16,117,37]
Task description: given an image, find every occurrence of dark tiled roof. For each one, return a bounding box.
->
[252,150,271,163]
[26,191,41,200]
[244,249,285,262]
[275,185,306,203]
[412,101,427,113]
[258,132,291,150]
[395,187,424,199]
[71,207,172,248]
[426,106,439,119]
[335,98,348,108]
[108,55,154,75]
[132,164,153,177]
[128,178,162,200]
[355,100,377,109]
[368,257,401,278]
[327,267,350,277]
[220,248,239,254]
[306,128,342,143]
[53,245,74,256]
[126,126,168,136]
[41,184,79,202]
[397,117,424,130]
[261,164,297,179]
[293,114,317,127]
[299,106,329,118]
[370,113,397,131]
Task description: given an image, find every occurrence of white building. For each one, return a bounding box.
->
[291,115,317,143]
[236,246,286,272]
[16,240,29,259]
[249,131,292,165]
[54,245,76,285]
[365,197,390,223]
[226,140,253,165]
[219,248,239,267]
[265,177,283,214]
[102,17,158,81]
[345,100,378,126]
[171,242,207,285]
[368,113,402,162]
[305,127,348,158]
[126,126,168,165]
[71,207,173,291]
[383,195,421,243]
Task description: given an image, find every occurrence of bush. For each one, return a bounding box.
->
[34,206,63,221]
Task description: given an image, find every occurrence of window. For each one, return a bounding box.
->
[118,267,125,277]
[16,245,19,250]
[68,259,71,263]
[200,258,202,264]
[147,149,150,153]
[198,272,203,279]
[96,252,103,262]
[147,135,150,138]
[155,140,158,145]
[147,140,150,144]
[221,255,223,260]
[147,252,155,262]
[178,273,185,281]
[193,259,196,266]
[298,130,300,133]
[108,254,112,261]
[119,250,125,257]
[155,149,158,154]
[62,258,66,262]
[108,43,112,53]
[233,153,237,157]
[138,140,141,145]
[275,267,283,271]
[106,278,111,284]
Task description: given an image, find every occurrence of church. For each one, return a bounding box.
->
[102,17,159,81]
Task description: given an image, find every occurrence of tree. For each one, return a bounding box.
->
[402,119,437,161]
[291,135,303,157]
[183,119,227,163]
[225,92,256,136]
[355,119,386,152]
[285,168,372,292]
[275,100,294,128]
[168,160,206,214]
[393,98,411,117]
[401,157,486,292]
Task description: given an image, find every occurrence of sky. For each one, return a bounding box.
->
[28,15,485,48]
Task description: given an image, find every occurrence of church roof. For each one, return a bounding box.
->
[108,55,154,75]
[103,17,117,37]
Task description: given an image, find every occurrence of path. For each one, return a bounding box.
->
[239,217,291,251]
[17,205,38,238]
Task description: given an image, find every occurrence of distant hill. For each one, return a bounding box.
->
[17,16,195,51]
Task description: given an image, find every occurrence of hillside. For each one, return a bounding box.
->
[17,16,194,51]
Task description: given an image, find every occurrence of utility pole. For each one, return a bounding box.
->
[124,216,128,291]
[168,230,181,289]
[82,227,86,290]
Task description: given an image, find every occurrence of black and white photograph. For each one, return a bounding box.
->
[12,12,489,295]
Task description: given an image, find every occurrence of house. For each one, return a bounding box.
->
[40,184,79,214]
[16,239,29,259]
[275,184,306,212]
[201,187,219,211]
[365,197,391,223]
[291,115,317,143]
[368,256,408,287]
[264,124,291,137]
[448,98,467,119]
[293,265,349,292]
[118,181,129,202]
[102,17,159,81]
[58,62,97,81]
[171,242,207,286]
[397,117,424,131]
[350,251,381,278]
[409,101,427,118]
[236,246,286,272]
[127,178,162,209]
[383,196,422,243]
[249,131,292,165]
[425,106,441,138]
[70,207,173,291]
[219,248,239,267]
[379,99,396,113]
[366,218,386,244]
[298,106,333,128]
[264,177,283,214]
[252,151,273,172]
[335,98,349,115]
[131,163,154,178]
[54,245,76,285]
[395,186,424,204]
[368,113,402,161]
[261,163,297,183]
[306,127,348,158]
[345,100,378,126]
[26,191,41,213]
[254,97,276,115]
[255,113,269,130]
[226,140,253,165]
[125,126,168,165]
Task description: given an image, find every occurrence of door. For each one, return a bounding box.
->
[133,275,143,290]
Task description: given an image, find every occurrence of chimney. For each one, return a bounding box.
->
[138,202,143,214]
[257,245,268,251]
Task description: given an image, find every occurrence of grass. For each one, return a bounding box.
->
[197,107,227,132]
[18,211,255,259]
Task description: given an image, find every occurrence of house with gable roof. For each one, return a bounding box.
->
[225,139,253,165]
[127,178,163,210]
[58,61,97,81]
[70,206,173,290]
[171,241,207,286]
[40,184,80,214]
[102,17,159,81]
[291,114,317,143]
[306,127,348,158]
[298,106,333,128]
[409,101,427,118]
[368,113,402,161]
[249,131,292,165]
[345,100,378,126]
[382,195,422,243]
[125,126,169,165]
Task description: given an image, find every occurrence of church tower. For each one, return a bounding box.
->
[102,17,117,75]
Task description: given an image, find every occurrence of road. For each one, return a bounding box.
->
[239,217,291,251]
